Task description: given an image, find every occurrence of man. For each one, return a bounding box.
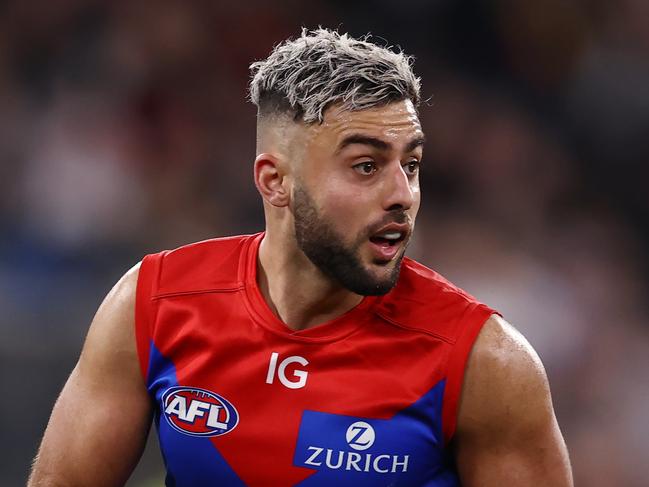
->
[29,29,573,486]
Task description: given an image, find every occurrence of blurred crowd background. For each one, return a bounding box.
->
[1,0,647,485]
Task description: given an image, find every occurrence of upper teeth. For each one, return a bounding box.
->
[379,232,401,240]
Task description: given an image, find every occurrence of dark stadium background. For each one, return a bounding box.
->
[1,1,648,485]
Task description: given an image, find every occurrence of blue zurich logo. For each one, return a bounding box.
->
[295,413,411,478]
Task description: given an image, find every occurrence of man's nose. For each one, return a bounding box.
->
[382,162,415,212]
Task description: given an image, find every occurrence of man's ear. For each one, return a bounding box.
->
[254,153,290,207]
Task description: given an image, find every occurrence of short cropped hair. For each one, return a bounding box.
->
[249,28,421,124]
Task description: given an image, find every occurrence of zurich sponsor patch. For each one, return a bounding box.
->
[294,412,415,477]
[292,396,450,486]
[161,386,239,437]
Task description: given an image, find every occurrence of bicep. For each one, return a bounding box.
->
[454,315,573,487]
[30,264,153,487]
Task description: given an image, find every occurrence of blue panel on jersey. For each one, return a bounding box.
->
[294,379,459,486]
[148,341,245,487]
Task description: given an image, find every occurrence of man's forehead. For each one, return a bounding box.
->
[309,100,423,145]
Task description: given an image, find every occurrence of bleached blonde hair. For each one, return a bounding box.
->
[249,28,421,123]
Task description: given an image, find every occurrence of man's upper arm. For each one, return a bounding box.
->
[29,263,153,487]
[454,314,573,486]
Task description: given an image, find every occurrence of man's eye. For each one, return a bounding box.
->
[353,161,377,175]
[404,160,420,175]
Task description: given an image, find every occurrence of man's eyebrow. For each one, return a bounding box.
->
[335,134,426,154]
[405,135,426,153]
[335,134,391,154]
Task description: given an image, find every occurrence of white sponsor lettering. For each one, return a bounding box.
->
[304,447,324,467]
[266,352,309,389]
[346,452,362,471]
[326,449,344,469]
[302,448,409,474]
[265,352,279,384]
[392,455,409,473]
[374,454,391,473]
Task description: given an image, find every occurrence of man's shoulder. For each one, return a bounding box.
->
[453,314,574,486]
[374,257,495,343]
[142,233,260,296]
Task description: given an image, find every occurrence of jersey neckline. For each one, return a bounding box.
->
[239,232,380,343]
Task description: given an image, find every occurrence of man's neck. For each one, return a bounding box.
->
[257,232,363,331]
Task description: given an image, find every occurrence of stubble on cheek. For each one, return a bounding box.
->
[293,186,402,295]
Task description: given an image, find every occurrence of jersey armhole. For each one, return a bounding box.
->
[134,252,164,383]
[441,304,496,444]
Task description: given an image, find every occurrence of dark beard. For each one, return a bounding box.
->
[292,185,406,296]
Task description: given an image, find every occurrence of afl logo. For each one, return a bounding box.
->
[161,386,239,437]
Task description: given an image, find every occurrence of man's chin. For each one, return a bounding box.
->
[357,260,404,295]
[357,276,399,296]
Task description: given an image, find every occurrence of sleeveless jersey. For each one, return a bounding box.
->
[135,233,495,486]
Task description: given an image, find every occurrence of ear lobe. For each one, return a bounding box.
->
[254,153,290,207]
